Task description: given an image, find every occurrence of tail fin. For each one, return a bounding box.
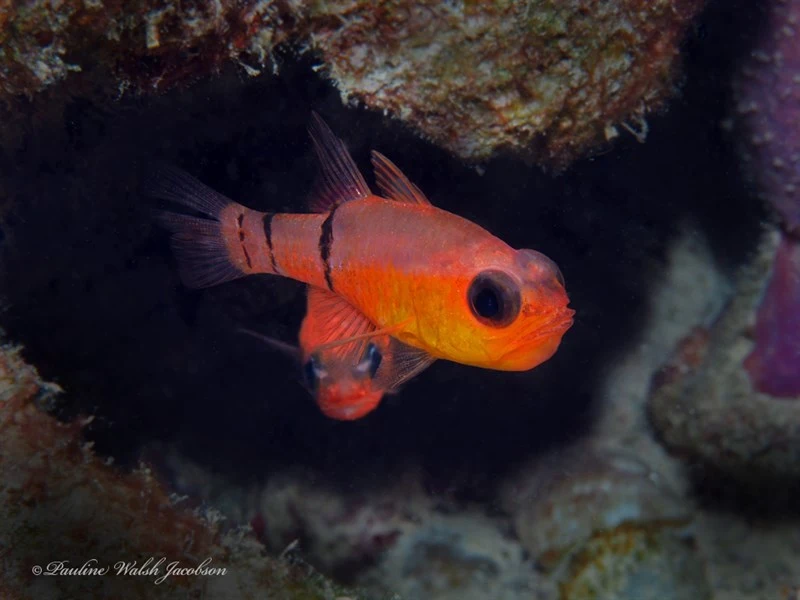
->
[146,165,245,289]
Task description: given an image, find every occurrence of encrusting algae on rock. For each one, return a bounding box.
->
[499,441,711,599]
[648,227,800,482]
[307,0,706,168]
[0,335,391,600]
[647,0,800,484]
[1,0,704,169]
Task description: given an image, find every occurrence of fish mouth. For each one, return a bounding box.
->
[522,307,575,343]
[492,307,574,371]
[319,394,383,421]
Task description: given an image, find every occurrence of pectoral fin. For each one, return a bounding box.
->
[376,339,437,393]
[301,286,378,361]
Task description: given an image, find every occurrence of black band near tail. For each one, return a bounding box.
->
[319,205,338,291]
[262,213,279,273]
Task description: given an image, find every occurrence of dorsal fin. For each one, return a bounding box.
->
[370,151,432,206]
[307,112,372,213]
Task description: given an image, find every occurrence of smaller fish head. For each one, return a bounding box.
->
[304,343,386,420]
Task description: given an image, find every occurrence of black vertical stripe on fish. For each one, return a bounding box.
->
[237,212,249,264]
[319,204,338,291]
[242,245,253,269]
[262,212,279,273]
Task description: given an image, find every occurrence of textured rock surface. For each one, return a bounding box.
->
[731,0,800,401]
[573,226,800,600]
[558,523,712,600]
[156,459,540,600]
[0,0,292,98]
[309,0,705,167]
[500,441,710,599]
[0,338,386,600]
[648,227,800,481]
[593,228,730,495]
[500,443,690,569]
[743,231,800,397]
[734,0,800,233]
[0,0,704,168]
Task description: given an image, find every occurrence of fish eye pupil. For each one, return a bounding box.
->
[467,270,521,328]
[473,287,500,318]
[366,343,383,378]
[303,359,317,390]
[303,356,325,391]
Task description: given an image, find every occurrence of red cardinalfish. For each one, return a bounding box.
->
[242,287,433,421]
[150,113,574,376]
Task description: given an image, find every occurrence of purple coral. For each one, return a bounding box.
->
[743,233,800,397]
[735,0,800,234]
[734,0,800,398]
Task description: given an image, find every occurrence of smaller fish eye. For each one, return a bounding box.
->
[303,355,327,391]
[467,270,521,328]
[366,343,383,378]
[355,343,383,378]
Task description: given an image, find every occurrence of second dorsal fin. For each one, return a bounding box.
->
[370,151,432,206]
[307,112,372,213]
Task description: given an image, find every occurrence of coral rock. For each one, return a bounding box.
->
[500,442,691,570]
[559,523,712,600]
[1,0,705,168]
[734,0,800,234]
[743,232,800,397]
[158,457,539,600]
[648,226,800,481]
[0,0,292,99]
[309,0,705,167]
[0,340,384,600]
[499,442,709,599]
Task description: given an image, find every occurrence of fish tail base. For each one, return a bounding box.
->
[155,211,247,288]
[147,165,249,288]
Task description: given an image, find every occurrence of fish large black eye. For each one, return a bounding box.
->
[355,343,383,378]
[467,270,521,328]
